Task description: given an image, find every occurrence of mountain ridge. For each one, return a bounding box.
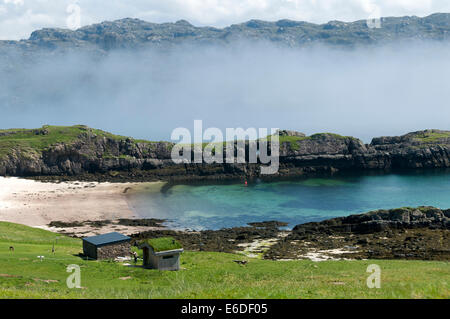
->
[1,13,450,53]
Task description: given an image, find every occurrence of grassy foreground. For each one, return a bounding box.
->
[0,222,448,299]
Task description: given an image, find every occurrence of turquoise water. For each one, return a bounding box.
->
[126,171,450,230]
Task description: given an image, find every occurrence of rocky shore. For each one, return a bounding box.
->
[50,206,450,261]
[1,126,449,182]
[266,206,450,261]
[0,177,144,227]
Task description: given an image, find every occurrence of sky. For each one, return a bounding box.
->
[1,0,450,40]
[0,1,449,143]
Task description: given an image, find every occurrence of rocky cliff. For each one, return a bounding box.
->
[277,129,450,176]
[0,125,449,181]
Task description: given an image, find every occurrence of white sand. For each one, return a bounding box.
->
[0,177,148,228]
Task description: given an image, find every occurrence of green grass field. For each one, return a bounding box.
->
[0,222,448,299]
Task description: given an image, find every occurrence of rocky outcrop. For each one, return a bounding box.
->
[265,207,450,261]
[276,130,450,177]
[128,207,450,261]
[292,206,450,236]
[0,127,449,181]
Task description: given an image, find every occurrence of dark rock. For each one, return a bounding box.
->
[48,221,84,228]
[266,206,450,261]
[357,238,370,245]
[247,221,289,228]
[131,221,286,253]
[292,206,449,236]
[117,218,165,227]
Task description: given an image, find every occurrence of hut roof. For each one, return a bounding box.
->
[83,232,131,247]
[141,237,182,252]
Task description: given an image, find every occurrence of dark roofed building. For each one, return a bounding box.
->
[82,232,131,260]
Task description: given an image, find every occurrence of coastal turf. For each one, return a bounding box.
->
[0,222,448,299]
[0,125,162,161]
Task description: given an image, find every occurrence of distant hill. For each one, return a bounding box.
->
[1,13,449,55]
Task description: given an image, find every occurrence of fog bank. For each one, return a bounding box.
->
[1,41,449,143]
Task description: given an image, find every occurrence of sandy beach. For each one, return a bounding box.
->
[0,177,164,236]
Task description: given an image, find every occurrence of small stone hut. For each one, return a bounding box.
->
[83,232,131,260]
[139,237,183,271]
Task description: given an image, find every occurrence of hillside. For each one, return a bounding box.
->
[0,125,449,180]
[0,221,448,298]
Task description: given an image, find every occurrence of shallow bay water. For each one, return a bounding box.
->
[125,170,450,230]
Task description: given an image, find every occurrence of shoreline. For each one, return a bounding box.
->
[0,176,166,236]
[17,167,450,185]
[1,177,448,261]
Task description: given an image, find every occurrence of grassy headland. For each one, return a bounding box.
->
[0,125,127,159]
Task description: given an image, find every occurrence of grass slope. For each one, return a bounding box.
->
[0,125,128,159]
[263,133,353,151]
[412,130,450,143]
[0,222,448,299]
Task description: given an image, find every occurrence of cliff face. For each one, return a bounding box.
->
[273,130,450,180]
[0,126,449,181]
[0,127,174,177]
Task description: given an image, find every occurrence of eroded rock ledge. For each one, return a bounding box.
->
[266,206,450,261]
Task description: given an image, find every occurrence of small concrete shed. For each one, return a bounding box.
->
[139,237,183,271]
[83,232,131,260]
